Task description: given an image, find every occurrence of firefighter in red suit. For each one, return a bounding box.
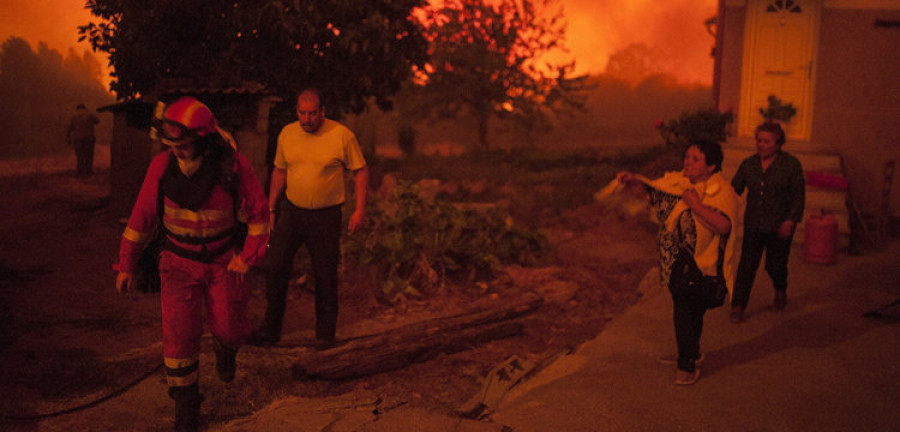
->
[115,97,269,431]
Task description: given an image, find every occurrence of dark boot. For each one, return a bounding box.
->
[212,336,237,383]
[247,325,281,347]
[169,383,202,432]
[774,290,787,310]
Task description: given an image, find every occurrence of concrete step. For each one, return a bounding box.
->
[721,146,844,177]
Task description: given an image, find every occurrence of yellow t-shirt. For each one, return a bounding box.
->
[274,119,367,209]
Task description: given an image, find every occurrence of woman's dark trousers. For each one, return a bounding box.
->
[731,230,793,309]
[673,296,706,372]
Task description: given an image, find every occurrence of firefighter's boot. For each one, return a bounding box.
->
[212,336,237,383]
[169,383,202,432]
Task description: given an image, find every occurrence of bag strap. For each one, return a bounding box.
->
[219,152,241,222]
[714,232,727,278]
[676,210,728,278]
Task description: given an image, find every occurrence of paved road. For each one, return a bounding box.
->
[215,241,900,432]
[489,241,900,432]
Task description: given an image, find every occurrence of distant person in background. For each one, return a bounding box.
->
[67,103,100,177]
[729,121,805,323]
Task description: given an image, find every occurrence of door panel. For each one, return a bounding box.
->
[739,0,819,140]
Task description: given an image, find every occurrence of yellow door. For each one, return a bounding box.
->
[738,0,820,140]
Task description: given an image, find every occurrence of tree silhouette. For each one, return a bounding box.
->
[79,0,429,117]
[0,37,112,158]
[411,0,587,149]
[0,38,35,157]
[604,43,661,88]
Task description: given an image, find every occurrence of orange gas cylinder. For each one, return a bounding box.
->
[804,211,838,265]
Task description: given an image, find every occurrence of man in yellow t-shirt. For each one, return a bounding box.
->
[251,88,369,349]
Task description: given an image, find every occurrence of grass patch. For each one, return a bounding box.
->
[372,145,667,226]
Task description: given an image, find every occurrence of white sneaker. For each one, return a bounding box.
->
[658,352,705,365]
[673,368,700,385]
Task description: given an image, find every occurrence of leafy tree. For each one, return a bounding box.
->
[604,43,661,88]
[79,0,430,117]
[0,37,112,158]
[411,0,587,149]
[0,38,35,157]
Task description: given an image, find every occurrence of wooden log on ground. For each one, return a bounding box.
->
[291,292,543,380]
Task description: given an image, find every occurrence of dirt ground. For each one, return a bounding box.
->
[0,158,658,431]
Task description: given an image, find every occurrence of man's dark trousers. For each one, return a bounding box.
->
[74,137,95,176]
[262,202,341,343]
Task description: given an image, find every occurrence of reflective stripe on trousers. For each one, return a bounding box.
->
[160,250,250,385]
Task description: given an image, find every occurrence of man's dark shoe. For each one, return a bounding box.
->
[314,338,335,351]
[774,291,787,310]
[247,328,280,347]
[212,336,237,383]
[730,306,745,323]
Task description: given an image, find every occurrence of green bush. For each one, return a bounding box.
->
[344,181,548,303]
[374,147,663,225]
[657,108,734,150]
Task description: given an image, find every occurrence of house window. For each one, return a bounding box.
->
[766,0,802,13]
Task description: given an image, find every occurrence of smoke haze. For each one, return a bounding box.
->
[2,0,717,88]
[0,0,95,56]
[561,0,717,84]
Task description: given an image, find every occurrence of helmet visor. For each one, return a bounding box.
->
[152,118,198,141]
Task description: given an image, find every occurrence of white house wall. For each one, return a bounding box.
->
[717,0,900,216]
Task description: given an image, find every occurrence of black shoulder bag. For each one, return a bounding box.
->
[668,223,728,309]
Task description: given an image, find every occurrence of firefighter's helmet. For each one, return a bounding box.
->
[153,97,218,141]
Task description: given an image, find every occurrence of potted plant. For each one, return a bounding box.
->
[759,94,797,124]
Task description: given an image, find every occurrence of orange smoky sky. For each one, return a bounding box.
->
[0,0,716,89]
[0,0,96,55]
[0,0,109,83]
[558,0,718,84]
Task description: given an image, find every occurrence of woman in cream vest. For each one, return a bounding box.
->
[616,139,738,385]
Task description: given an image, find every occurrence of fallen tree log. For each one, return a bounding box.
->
[291,292,543,380]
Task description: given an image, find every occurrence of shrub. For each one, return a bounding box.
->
[344,181,548,303]
[657,108,734,150]
[374,147,663,225]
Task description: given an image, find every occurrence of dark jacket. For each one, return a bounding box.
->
[731,151,805,233]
